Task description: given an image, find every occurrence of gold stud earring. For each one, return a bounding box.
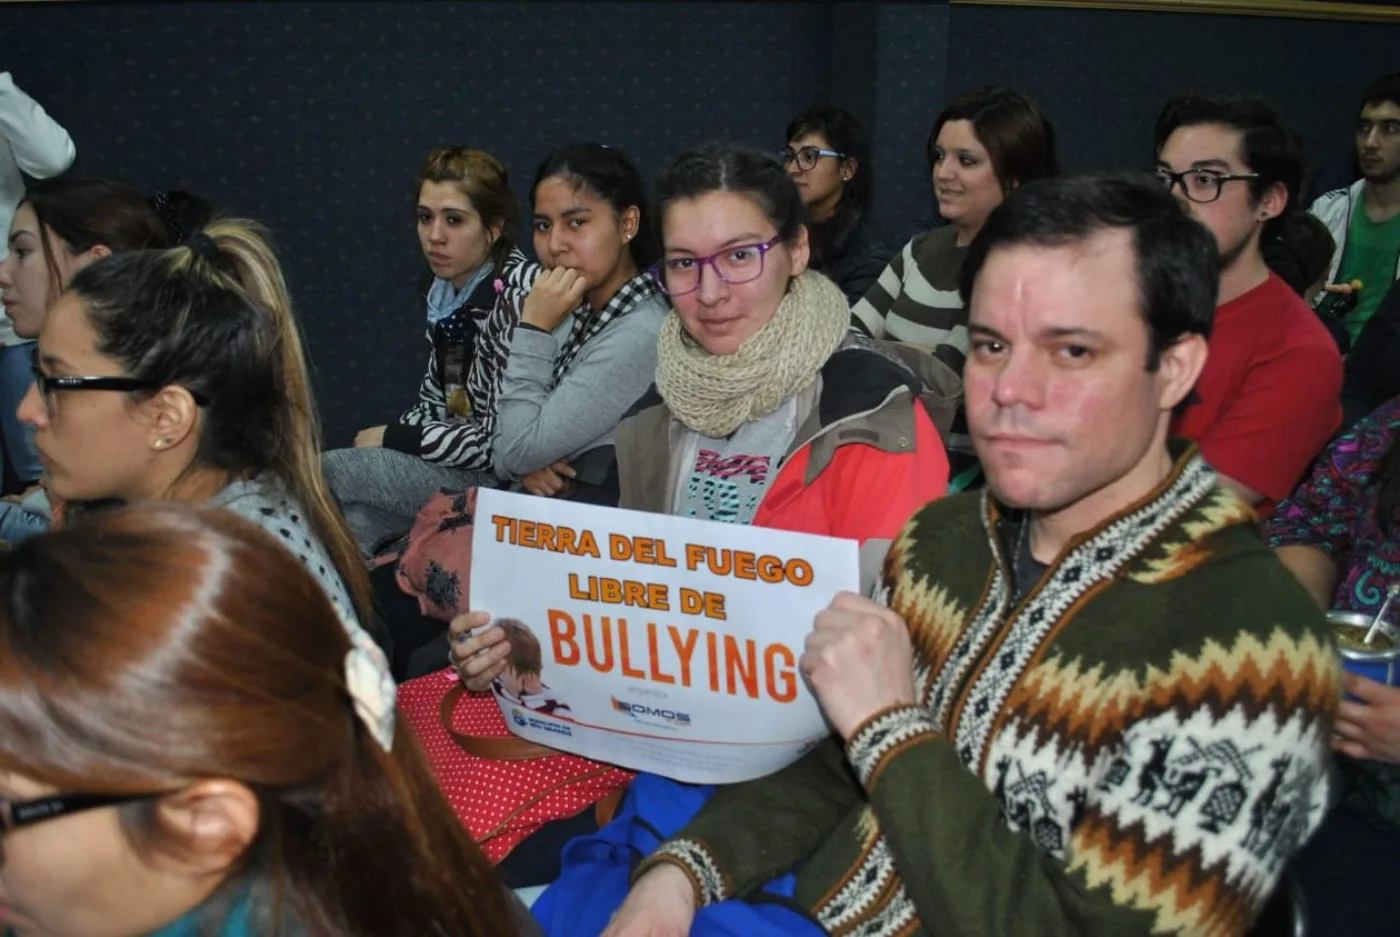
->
[154,438,172,450]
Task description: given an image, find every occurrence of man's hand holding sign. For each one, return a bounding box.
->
[801,591,917,742]
[600,591,919,937]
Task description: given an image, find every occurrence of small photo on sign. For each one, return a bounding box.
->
[489,617,572,717]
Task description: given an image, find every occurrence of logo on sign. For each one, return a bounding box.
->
[611,696,692,727]
[511,708,528,728]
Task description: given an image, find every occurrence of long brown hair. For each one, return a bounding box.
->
[0,504,518,937]
[64,219,372,620]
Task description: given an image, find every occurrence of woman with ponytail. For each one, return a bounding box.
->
[17,215,381,652]
[0,503,531,937]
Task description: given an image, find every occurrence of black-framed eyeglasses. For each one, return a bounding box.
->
[1155,168,1260,204]
[1,791,159,835]
[777,146,845,173]
[651,235,783,297]
[30,348,209,408]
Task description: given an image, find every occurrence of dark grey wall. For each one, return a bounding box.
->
[4,1,1398,442]
[871,2,950,238]
[944,5,1400,181]
[3,1,830,443]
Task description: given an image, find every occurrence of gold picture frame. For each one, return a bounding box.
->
[954,0,1400,23]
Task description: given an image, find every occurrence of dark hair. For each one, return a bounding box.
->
[532,143,659,269]
[654,143,806,247]
[64,219,372,622]
[22,178,201,301]
[1154,94,1304,240]
[927,87,1059,192]
[960,173,1220,370]
[1361,72,1400,112]
[785,104,873,214]
[1272,212,1336,293]
[0,503,518,937]
[418,147,518,271]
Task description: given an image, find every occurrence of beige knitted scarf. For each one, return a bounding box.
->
[656,270,851,437]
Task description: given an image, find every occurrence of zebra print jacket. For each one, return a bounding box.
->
[383,249,537,468]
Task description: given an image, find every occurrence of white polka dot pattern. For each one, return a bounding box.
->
[397,667,634,862]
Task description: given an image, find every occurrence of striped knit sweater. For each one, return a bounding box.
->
[850,226,969,369]
[385,249,538,467]
[638,447,1339,936]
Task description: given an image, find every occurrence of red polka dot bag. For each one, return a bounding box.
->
[397,666,635,863]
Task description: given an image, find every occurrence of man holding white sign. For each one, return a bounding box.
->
[603,175,1339,937]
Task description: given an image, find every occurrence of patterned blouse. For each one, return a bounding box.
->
[1267,396,1400,615]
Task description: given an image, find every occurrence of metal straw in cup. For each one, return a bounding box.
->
[1363,584,1400,647]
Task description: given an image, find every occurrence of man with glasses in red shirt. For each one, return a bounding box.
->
[1155,94,1342,517]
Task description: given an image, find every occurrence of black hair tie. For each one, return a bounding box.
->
[187,232,220,265]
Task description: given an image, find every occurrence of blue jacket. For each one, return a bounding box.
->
[532,774,824,937]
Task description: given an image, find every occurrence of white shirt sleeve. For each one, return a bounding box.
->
[0,72,76,179]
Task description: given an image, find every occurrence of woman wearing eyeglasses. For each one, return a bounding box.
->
[446,145,949,904]
[453,142,950,698]
[616,141,948,542]
[778,105,888,305]
[17,218,389,670]
[456,142,949,936]
[0,503,535,937]
[851,87,1058,361]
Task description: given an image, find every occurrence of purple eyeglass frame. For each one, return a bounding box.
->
[650,235,783,297]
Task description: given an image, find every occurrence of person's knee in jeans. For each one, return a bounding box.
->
[345,502,412,558]
[321,447,361,502]
[323,449,389,555]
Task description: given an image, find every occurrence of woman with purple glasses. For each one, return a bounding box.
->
[510,142,950,936]
[453,144,952,693]
[615,142,950,566]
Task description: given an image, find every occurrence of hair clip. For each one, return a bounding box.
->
[149,190,185,243]
[493,278,505,294]
[341,622,396,751]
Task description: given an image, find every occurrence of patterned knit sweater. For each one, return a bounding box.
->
[639,448,1339,936]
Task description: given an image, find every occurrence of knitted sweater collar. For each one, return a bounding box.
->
[980,440,1257,583]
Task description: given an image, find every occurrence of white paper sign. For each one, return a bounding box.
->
[467,489,860,784]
